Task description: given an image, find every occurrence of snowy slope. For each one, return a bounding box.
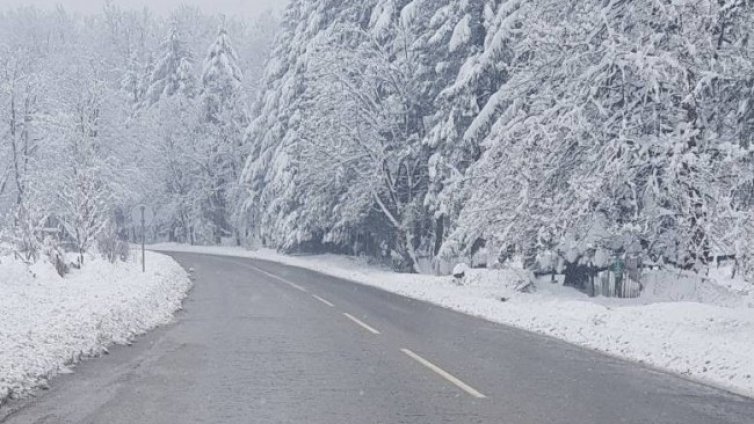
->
[0,251,191,403]
[151,243,754,399]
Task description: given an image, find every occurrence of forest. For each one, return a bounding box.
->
[0,4,276,267]
[1,0,753,284]
[243,0,754,281]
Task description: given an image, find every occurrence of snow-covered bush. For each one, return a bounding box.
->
[0,251,191,402]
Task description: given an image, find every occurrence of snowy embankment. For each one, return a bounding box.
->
[152,243,754,398]
[0,251,191,404]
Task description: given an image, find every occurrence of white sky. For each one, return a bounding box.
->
[0,0,286,17]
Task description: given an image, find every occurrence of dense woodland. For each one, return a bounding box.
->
[243,0,754,280]
[1,1,753,283]
[0,5,276,265]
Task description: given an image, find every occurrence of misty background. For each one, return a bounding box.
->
[0,0,286,17]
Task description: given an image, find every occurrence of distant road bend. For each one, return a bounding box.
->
[3,252,754,424]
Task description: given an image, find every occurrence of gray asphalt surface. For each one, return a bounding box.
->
[2,252,753,424]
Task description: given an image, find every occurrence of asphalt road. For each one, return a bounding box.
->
[2,252,754,424]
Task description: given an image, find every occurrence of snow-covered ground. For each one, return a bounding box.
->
[0,251,191,404]
[152,243,754,398]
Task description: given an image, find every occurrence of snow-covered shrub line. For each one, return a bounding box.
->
[0,251,191,404]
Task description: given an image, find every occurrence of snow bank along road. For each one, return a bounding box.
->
[0,251,190,404]
[2,252,753,424]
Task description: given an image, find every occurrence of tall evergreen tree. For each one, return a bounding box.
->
[137,53,154,106]
[145,26,196,106]
[240,0,379,250]
[199,25,247,243]
[200,26,244,124]
[121,51,142,107]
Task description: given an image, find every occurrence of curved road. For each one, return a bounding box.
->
[2,252,753,423]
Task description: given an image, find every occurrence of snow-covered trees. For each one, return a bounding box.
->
[2,0,753,285]
[145,26,197,105]
[136,24,250,245]
[136,25,205,243]
[238,0,754,283]
[0,14,63,261]
[444,0,754,275]
[241,0,377,251]
[0,9,128,264]
[121,12,270,246]
[199,26,248,243]
[0,5,272,262]
[200,27,244,123]
[241,0,462,270]
[54,69,118,265]
[297,25,430,270]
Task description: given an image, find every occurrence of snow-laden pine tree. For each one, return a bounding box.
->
[296,23,422,269]
[121,51,142,108]
[240,0,380,251]
[140,26,205,243]
[137,54,155,107]
[401,0,496,264]
[198,25,248,244]
[144,26,196,106]
[427,0,524,266]
[200,26,244,124]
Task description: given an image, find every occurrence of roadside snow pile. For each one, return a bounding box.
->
[150,243,754,398]
[0,251,191,403]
